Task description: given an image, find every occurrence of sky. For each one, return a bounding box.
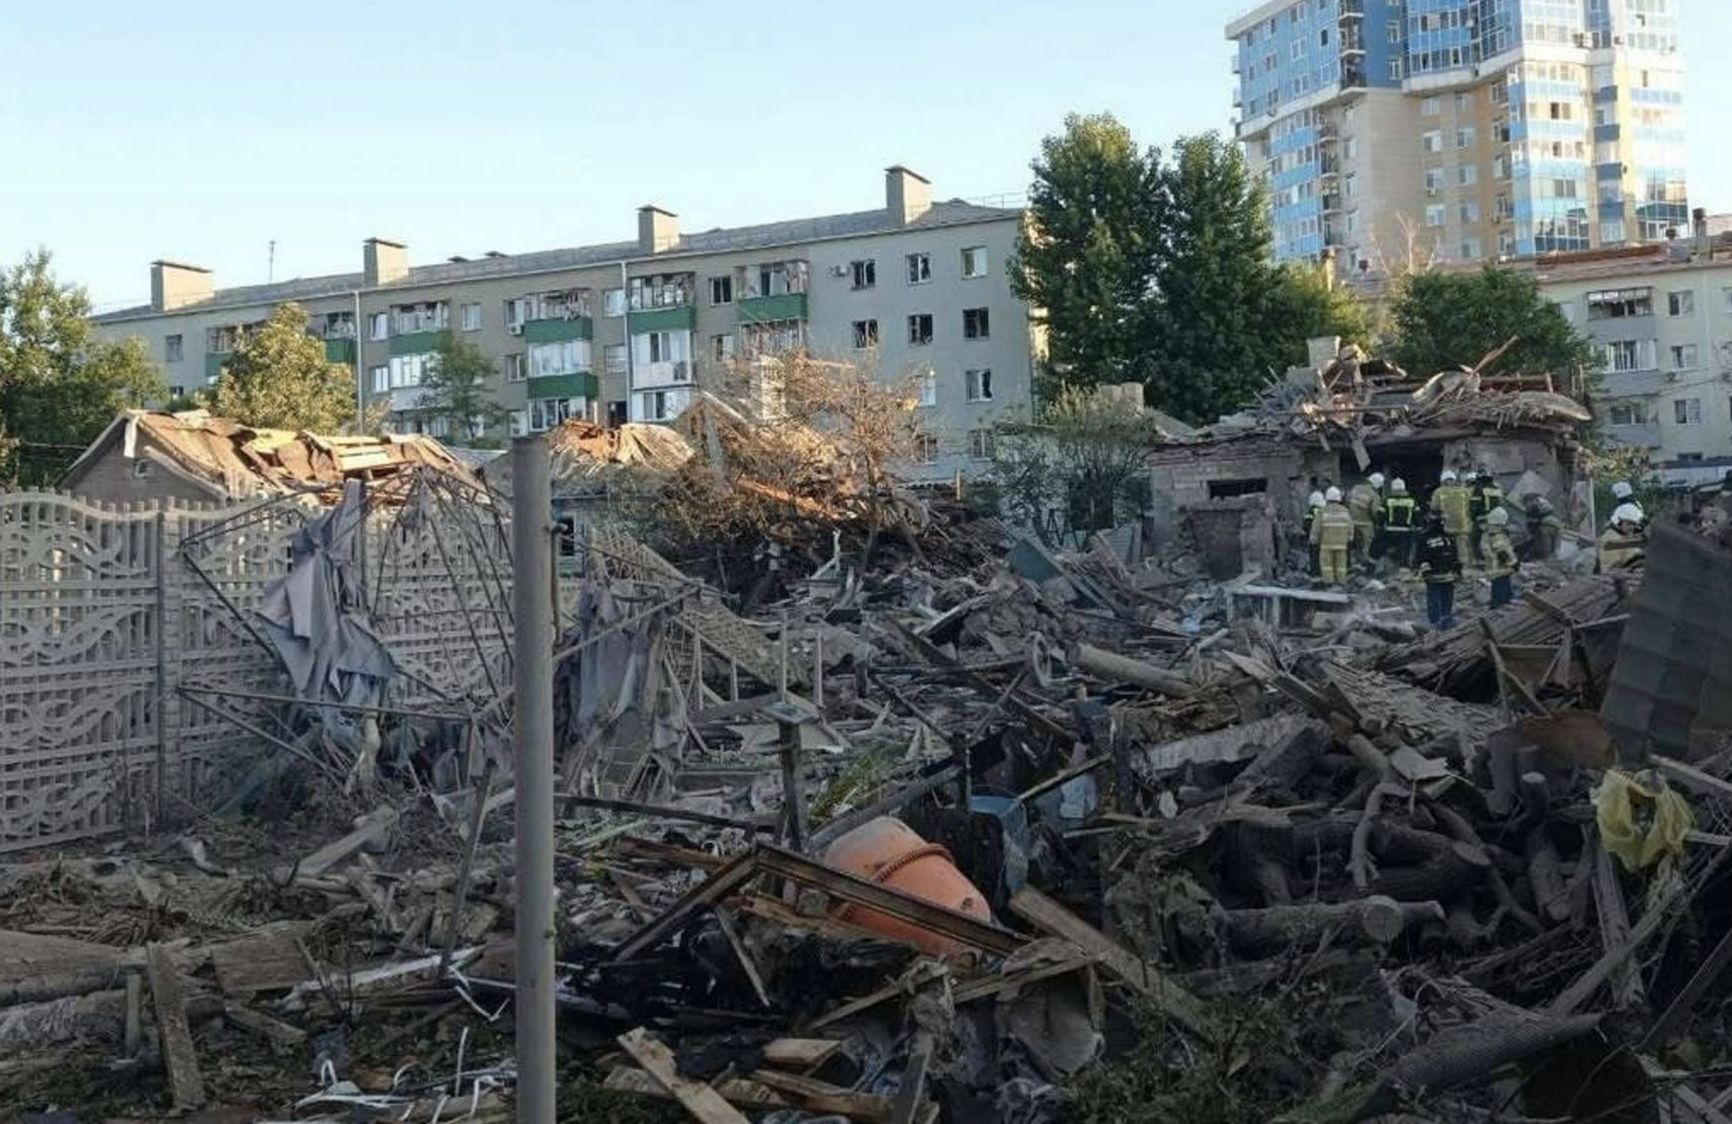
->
[5,0,1730,310]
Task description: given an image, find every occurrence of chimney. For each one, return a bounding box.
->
[364,238,409,286]
[150,260,212,312]
[638,205,679,254]
[885,165,932,226]
[1694,206,1710,257]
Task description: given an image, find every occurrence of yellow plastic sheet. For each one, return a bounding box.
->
[1595,769,1694,872]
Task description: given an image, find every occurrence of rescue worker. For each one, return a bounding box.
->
[1481,506,1519,608]
[1347,472,1385,568]
[1523,493,1562,561]
[1381,477,1419,567]
[1302,489,1326,576]
[1598,503,1647,572]
[1311,485,1355,585]
[1430,468,1474,572]
[1469,468,1503,560]
[1416,509,1461,629]
[1611,480,1647,527]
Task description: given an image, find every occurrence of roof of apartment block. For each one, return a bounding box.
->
[95,199,1019,323]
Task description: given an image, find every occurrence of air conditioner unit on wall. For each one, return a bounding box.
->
[830,265,849,278]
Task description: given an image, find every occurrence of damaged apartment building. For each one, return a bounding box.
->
[90,166,1037,483]
[1146,339,1595,577]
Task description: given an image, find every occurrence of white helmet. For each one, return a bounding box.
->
[1308,490,1326,509]
[1486,506,1510,526]
[1612,481,1634,500]
[1326,486,1343,503]
[1441,469,1459,483]
[1390,478,1407,494]
[1369,472,1386,490]
[1611,503,1643,528]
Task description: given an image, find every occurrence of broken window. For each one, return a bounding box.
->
[369,312,390,340]
[852,319,879,349]
[1668,290,1695,316]
[1675,397,1702,424]
[963,307,990,339]
[1207,478,1269,499]
[1587,288,1653,319]
[1671,344,1699,370]
[710,276,733,305]
[907,252,931,285]
[630,274,694,310]
[968,429,996,459]
[164,334,183,363]
[917,370,937,407]
[849,260,876,290]
[965,368,993,402]
[503,354,527,382]
[914,434,940,463]
[1607,401,1651,426]
[603,288,626,317]
[710,334,735,362]
[961,246,988,278]
[392,301,448,334]
[908,314,933,346]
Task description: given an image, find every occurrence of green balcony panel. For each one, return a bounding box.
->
[325,337,357,364]
[390,330,445,357]
[627,305,696,333]
[737,292,809,324]
[526,372,598,401]
[204,353,228,382]
[523,317,593,343]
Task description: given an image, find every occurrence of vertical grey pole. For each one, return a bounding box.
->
[510,436,556,1124]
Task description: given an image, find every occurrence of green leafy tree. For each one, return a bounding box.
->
[991,387,1160,544]
[421,331,509,445]
[212,302,357,431]
[0,250,165,484]
[1385,268,1595,378]
[1266,261,1375,362]
[1012,113,1158,393]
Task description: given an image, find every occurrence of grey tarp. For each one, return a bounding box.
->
[256,482,396,752]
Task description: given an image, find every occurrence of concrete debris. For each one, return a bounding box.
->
[10,377,1732,1123]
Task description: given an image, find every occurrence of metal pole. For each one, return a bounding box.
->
[352,289,365,431]
[510,436,556,1124]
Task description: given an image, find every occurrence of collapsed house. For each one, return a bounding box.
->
[1146,343,1596,578]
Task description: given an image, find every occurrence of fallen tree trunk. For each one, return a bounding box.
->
[1215,896,1443,953]
[1069,643,1196,698]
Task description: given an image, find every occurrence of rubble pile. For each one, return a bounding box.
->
[7,422,1732,1122]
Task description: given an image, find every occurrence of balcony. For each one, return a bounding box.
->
[325,337,357,364]
[738,291,809,325]
[1603,420,1662,449]
[522,316,592,344]
[628,273,695,313]
[632,360,692,390]
[526,372,598,402]
[390,331,444,357]
[1322,194,1345,214]
[628,305,697,333]
[736,261,809,325]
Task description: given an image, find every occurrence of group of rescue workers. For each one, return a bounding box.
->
[1303,469,1648,631]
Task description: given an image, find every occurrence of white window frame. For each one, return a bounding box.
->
[961,246,988,279]
[603,288,626,317]
[917,370,937,408]
[164,334,183,363]
[369,365,389,393]
[849,259,876,290]
[852,319,879,349]
[914,434,940,464]
[908,313,933,345]
[1668,290,1696,316]
[504,353,528,382]
[968,429,996,459]
[906,252,931,285]
[710,333,735,363]
[1675,397,1702,424]
[1671,343,1699,371]
[709,276,733,305]
[460,302,482,331]
[369,312,390,340]
[604,344,628,376]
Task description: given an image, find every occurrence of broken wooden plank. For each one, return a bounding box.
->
[222,1001,308,1048]
[145,942,206,1110]
[806,961,950,1032]
[1008,887,1211,1035]
[611,850,763,963]
[605,1068,791,1113]
[209,926,321,995]
[889,1034,934,1124]
[290,806,398,879]
[749,1067,895,1122]
[617,1027,750,1124]
[760,1038,844,1069]
[1069,642,1196,698]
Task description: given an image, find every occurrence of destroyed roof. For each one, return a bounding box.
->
[484,418,694,497]
[58,409,477,499]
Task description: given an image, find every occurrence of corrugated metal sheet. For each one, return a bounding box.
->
[1600,522,1732,762]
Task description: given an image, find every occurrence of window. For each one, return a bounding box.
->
[1388,18,1400,42]
[503,354,528,382]
[906,252,931,284]
[1459,164,1478,187]
[961,246,988,278]
[968,429,996,459]
[509,410,529,437]
[392,301,448,334]
[1601,339,1656,372]
[634,330,690,368]
[962,307,990,339]
[914,435,940,464]
[1461,237,1483,260]
[1421,97,1441,116]
[1389,59,1403,81]
[603,288,625,317]
[632,273,697,308]
[1675,397,1702,424]
[530,397,578,432]
[709,276,733,305]
[852,319,879,349]
[710,333,735,362]
[849,260,876,290]
[1455,92,1473,113]
[529,338,591,377]
[1668,290,1695,316]
[603,344,627,376]
[1425,204,1446,227]
[1671,344,1699,370]
[164,334,183,363]
[369,365,388,393]
[460,302,482,331]
[1460,201,1481,223]
[428,415,451,438]
[1290,38,1303,61]
[1455,127,1475,149]
[1587,288,1653,319]
[908,313,933,345]
[388,352,434,388]
[1548,101,1572,121]
[1421,131,1443,154]
[1608,401,1652,426]
[917,370,937,407]
[370,312,390,340]
[1425,168,1444,194]
[965,368,993,402]
[1345,172,1359,198]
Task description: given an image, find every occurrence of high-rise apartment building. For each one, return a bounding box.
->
[1226,0,1688,273]
[90,167,1035,482]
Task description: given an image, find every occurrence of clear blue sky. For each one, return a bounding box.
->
[6,0,1730,310]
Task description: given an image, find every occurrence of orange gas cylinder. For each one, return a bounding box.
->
[820,816,993,958]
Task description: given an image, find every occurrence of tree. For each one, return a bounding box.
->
[212,302,356,431]
[1012,113,1158,393]
[1266,261,1376,363]
[0,250,165,484]
[1385,268,1595,378]
[992,387,1161,545]
[421,331,509,445]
